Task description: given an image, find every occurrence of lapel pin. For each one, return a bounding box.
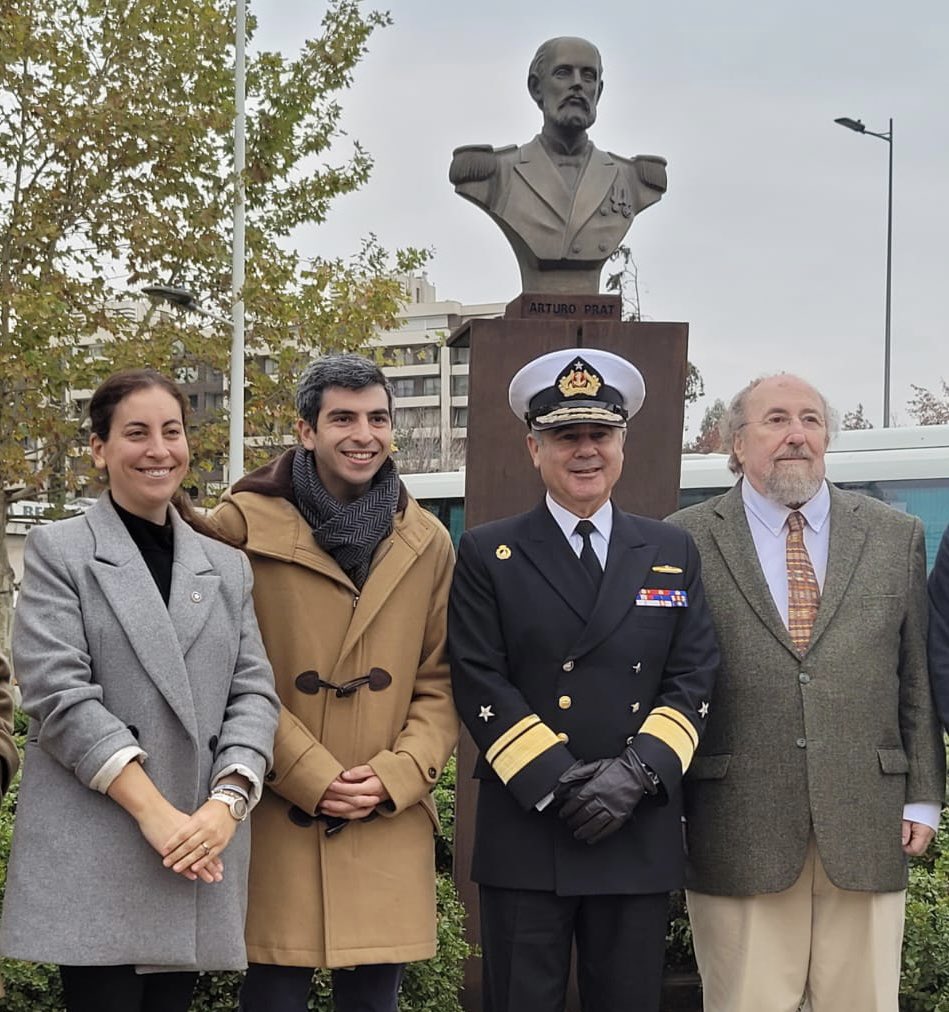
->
[495,545,511,560]
[190,591,202,603]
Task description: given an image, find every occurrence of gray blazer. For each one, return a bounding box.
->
[0,494,279,970]
[669,482,945,895]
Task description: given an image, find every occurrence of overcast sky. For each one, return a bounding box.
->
[253,1,948,433]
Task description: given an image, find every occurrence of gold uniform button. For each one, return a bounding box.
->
[556,732,570,743]
[558,695,572,710]
[562,660,574,672]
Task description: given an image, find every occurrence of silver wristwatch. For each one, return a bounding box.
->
[209,788,249,822]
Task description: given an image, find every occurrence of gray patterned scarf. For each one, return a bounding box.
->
[291,446,400,589]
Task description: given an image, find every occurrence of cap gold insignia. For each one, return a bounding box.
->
[558,359,602,399]
[495,544,511,560]
[652,564,683,574]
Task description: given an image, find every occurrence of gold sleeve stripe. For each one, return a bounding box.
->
[485,715,541,765]
[491,722,561,785]
[639,707,700,773]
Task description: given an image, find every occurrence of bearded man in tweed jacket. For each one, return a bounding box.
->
[668,373,945,1012]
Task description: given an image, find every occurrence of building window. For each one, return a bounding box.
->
[450,375,469,396]
[450,346,470,365]
[422,376,441,396]
[385,344,436,367]
[451,407,468,428]
[398,406,441,429]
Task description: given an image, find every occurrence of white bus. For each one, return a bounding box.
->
[403,424,949,566]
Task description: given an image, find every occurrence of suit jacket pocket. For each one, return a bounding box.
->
[688,753,731,780]
[877,748,909,774]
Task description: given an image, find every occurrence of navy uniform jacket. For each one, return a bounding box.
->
[449,501,719,895]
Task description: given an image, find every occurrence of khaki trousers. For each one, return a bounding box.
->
[687,836,905,1012]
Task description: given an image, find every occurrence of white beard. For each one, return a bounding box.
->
[763,464,825,507]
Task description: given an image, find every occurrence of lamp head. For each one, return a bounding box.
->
[142,285,199,310]
[834,116,866,133]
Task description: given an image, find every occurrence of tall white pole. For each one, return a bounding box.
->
[882,117,893,428]
[228,0,246,480]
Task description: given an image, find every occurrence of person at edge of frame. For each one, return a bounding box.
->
[0,368,280,1012]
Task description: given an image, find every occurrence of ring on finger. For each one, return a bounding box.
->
[200,841,211,856]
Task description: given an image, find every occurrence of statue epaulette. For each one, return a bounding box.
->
[635,154,668,193]
[450,144,500,185]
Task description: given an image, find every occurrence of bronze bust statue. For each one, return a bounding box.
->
[450,37,667,295]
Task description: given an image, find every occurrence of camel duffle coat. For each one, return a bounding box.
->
[213,451,458,969]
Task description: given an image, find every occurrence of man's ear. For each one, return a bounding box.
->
[527,74,543,108]
[296,418,316,451]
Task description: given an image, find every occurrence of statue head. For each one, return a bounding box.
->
[528,37,604,134]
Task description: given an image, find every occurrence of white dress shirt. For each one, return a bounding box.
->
[546,493,612,569]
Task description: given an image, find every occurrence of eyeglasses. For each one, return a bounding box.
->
[739,412,826,432]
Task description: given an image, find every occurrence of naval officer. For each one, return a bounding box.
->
[449,348,719,1012]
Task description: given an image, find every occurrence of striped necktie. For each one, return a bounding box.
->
[786,511,820,653]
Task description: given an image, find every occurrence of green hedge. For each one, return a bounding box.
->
[0,735,471,1011]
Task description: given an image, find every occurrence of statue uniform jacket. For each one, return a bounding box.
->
[449,502,719,895]
[450,136,666,269]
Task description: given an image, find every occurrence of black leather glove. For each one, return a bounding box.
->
[552,758,611,806]
[557,746,659,844]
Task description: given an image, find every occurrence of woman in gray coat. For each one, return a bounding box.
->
[0,369,280,1012]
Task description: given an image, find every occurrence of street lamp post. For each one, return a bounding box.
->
[834,115,894,428]
[143,0,247,479]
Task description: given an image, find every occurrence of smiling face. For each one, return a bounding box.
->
[90,385,189,524]
[734,375,829,506]
[527,422,625,517]
[530,37,602,133]
[296,384,393,503]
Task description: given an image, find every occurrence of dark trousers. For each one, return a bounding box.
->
[59,964,197,1012]
[479,885,670,1012]
[239,961,405,1012]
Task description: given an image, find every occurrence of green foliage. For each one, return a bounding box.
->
[0,0,429,653]
[900,799,949,1010]
[0,736,470,1010]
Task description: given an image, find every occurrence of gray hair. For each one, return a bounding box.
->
[720,374,839,475]
[295,353,393,426]
[528,37,603,102]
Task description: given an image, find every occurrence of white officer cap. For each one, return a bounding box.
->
[508,348,646,430]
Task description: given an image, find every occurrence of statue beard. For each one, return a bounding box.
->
[551,99,596,132]
[762,459,825,508]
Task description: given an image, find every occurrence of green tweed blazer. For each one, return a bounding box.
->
[669,481,945,895]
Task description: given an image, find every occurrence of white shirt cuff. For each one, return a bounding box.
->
[213,763,263,808]
[535,791,555,812]
[90,746,147,794]
[903,802,941,833]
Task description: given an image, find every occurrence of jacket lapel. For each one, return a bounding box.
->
[563,148,618,253]
[709,484,799,657]
[513,137,573,224]
[516,502,596,621]
[567,507,659,659]
[86,497,199,741]
[807,485,867,649]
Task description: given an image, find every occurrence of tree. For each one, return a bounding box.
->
[684,398,726,454]
[842,403,874,430]
[907,381,949,425]
[0,0,426,652]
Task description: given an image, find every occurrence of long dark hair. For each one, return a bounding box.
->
[88,368,232,545]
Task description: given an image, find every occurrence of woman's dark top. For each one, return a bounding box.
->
[110,494,174,606]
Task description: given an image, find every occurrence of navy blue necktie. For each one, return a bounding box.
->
[575,520,603,592]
